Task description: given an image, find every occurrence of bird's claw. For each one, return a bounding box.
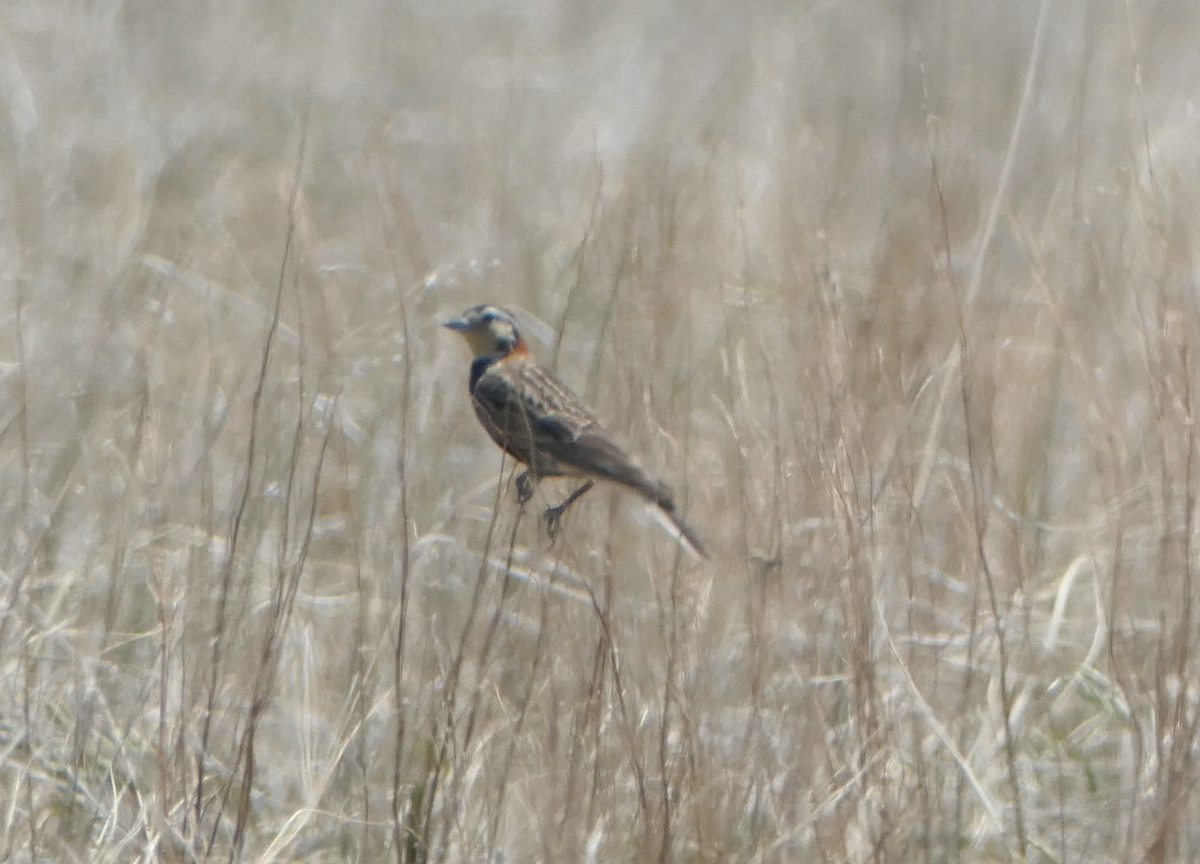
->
[515,472,535,505]
[542,480,594,543]
[543,504,567,541]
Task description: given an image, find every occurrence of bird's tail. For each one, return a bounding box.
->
[664,508,709,559]
[635,476,709,559]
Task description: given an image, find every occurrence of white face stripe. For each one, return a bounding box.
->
[486,316,517,346]
[470,305,516,326]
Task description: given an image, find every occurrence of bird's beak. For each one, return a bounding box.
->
[442,317,470,332]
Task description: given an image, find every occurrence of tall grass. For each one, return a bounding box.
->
[1,0,1198,861]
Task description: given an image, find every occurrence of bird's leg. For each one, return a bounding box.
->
[515,471,536,504]
[544,480,595,541]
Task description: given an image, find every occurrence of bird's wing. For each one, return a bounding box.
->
[536,417,641,482]
[471,363,592,465]
[529,391,673,506]
[471,369,542,452]
[475,361,673,504]
[509,366,635,478]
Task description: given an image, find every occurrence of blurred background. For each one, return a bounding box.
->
[1,0,1198,860]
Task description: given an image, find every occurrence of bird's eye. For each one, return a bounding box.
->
[482,311,496,323]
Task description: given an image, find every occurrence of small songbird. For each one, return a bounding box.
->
[444,304,708,558]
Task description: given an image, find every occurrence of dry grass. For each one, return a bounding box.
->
[2,0,1200,861]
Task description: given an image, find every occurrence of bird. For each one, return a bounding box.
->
[443,303,708,558]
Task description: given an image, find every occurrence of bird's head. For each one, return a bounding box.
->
[443,304,527,357]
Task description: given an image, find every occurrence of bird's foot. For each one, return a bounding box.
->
[515,472,535,504]
[542,480,594,542]
[543,503,567,541]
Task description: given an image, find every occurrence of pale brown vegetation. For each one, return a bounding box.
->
[1,0,1199,861]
